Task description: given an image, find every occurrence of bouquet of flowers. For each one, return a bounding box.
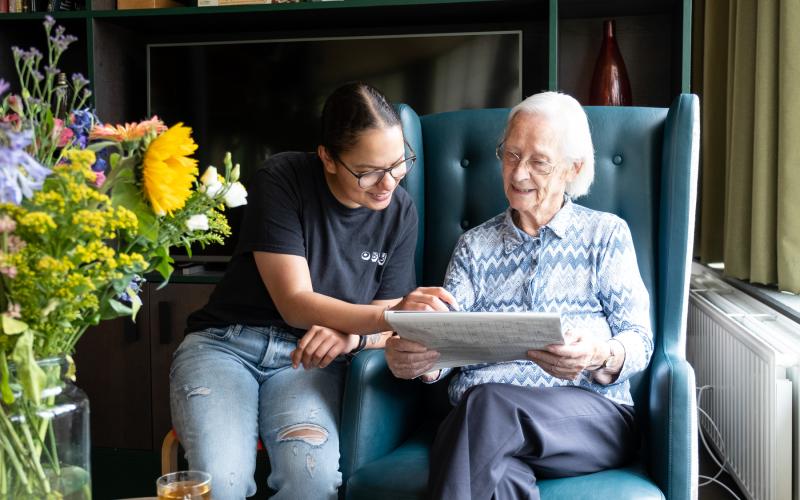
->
[0,17,246,498]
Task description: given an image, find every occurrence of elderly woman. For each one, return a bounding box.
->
[384,91,653,500]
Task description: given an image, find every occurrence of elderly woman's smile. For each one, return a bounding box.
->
[501,113,581,235]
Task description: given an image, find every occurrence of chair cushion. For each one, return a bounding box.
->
[346,424,664,500]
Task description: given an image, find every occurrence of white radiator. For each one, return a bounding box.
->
[687,265,800,500]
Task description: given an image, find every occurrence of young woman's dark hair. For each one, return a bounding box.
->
[321,82,402,159]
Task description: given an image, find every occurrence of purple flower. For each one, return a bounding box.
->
[71,109,95,130]
[71,73,89,88]
[5,126,31,150]
[117,274,146,305]
[31,70,44,83]
[49,29,76,53]
[43,15,56,30]
[55,87,68,103]
[0,125,51,205]
[21,47,43,64]
[92,155,107,172]
[0,79,8,96]
[68,108,98,150]
[44,65,60,77]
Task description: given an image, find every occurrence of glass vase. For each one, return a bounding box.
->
[589,19,632,106]
[0,357,91,499]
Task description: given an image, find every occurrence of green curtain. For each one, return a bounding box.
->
[694,0,800,293]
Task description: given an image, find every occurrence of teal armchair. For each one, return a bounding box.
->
[340,95,700,499]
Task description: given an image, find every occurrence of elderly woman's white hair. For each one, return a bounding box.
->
[506,92,595,198]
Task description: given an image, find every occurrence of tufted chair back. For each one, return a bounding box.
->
[342,96,699,500]
[398,104,664,410]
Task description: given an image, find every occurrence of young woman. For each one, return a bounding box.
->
[170,82,455,500]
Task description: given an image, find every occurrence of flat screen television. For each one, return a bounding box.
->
[147,31,522,261]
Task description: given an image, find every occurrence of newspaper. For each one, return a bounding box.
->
[384,311,564,369]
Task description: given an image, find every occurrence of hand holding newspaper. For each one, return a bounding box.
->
[384,311,564,369]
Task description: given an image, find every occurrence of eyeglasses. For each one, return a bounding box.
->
[495,142,557,176]
[335,143,417,189]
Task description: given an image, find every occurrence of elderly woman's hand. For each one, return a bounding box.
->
[391,287,459,312]
[526,330,603,381]
[385,335,441,379]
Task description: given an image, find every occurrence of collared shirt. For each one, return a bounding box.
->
[441,198,653,406]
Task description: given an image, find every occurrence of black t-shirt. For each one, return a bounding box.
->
[186,151,418,338]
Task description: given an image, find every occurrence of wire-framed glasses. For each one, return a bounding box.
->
[336,142,417,189]
[495,142,557,176]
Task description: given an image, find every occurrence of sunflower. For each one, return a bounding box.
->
[141,123,198,216]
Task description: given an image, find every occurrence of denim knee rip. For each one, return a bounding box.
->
[183,386,211,398]
[276,423,328,446]
[276,423,330,478]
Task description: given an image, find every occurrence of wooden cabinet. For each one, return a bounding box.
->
[74,281,215,451]
[74,312,152,449]
[148,282,215,450]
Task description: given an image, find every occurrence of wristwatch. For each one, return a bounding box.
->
[595,339,623,371]
[598,340,616,370]
[346,335,368,360]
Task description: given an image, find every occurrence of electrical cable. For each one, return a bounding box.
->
[695,385,742,500]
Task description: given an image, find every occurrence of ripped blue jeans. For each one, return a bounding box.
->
[170,325,346,500]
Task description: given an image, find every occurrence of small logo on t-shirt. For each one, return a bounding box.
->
[361,251,388,266]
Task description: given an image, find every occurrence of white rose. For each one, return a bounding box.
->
[185,214,209,231]
[223,182,248,207]
[202,182,223,199]
[200,166,224,199]
[200,166,219,186]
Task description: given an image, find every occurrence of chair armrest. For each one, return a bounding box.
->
[647,350,698,500]
[340,349,424,481]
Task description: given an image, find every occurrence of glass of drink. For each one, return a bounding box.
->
[157,470,212,500]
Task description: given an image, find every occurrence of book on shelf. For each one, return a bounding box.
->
[197,0,298,5]
[178,264,207,276]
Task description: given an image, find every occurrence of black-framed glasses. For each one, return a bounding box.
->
[335,141,417,189]
[495,142,557,176]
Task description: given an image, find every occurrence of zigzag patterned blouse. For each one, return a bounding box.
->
[441,198,653,406]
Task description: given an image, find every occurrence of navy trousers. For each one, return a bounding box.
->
[428,383,638,500]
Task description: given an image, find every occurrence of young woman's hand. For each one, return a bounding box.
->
[291,325,359,370]
[390,287,459,312]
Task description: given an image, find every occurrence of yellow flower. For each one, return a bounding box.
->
[111,207,138,232]
[31,191,67,214]
[19,212,57,234]
[63,149,97,170]
[142,123,198,216]
[117,252,147,271]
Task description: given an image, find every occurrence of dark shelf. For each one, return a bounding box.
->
[91,0,530,16]
[557,0,678,19]
[88,0,546,35]
[0,10,90,21]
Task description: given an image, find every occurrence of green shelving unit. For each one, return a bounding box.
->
[2,0,691,124]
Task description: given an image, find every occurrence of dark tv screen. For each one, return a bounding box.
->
[147,31,521,259]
